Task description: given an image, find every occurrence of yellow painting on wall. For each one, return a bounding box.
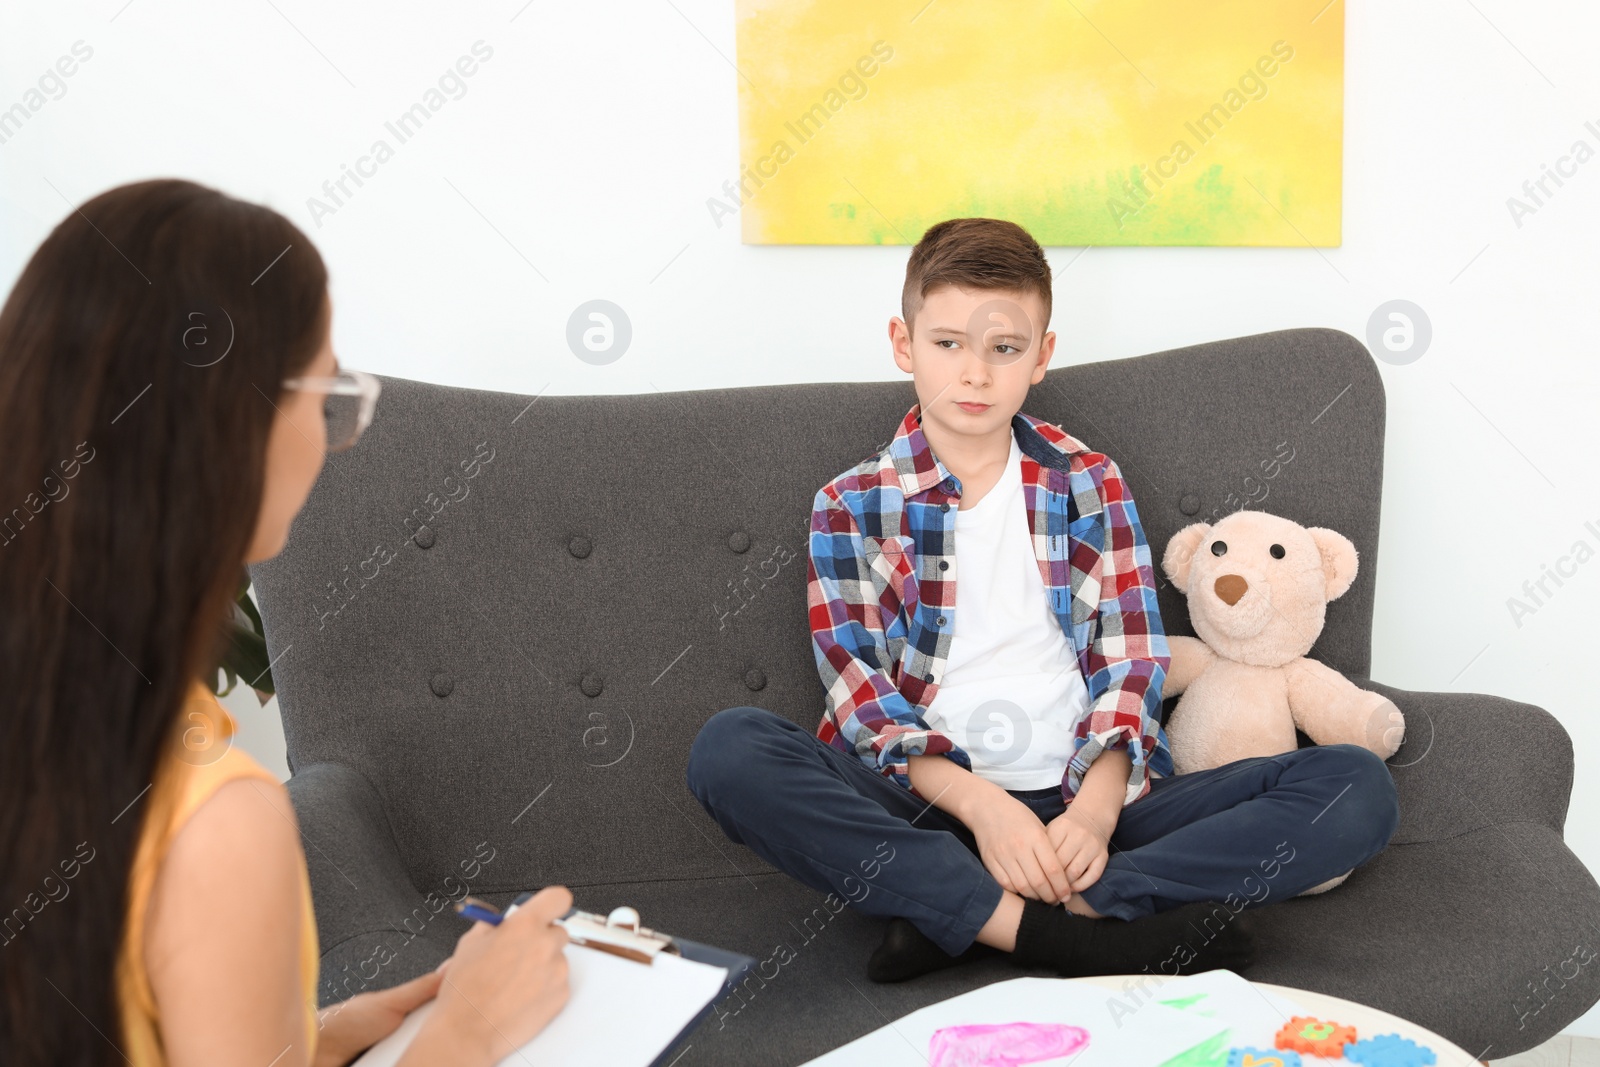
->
[728,0,1343,246]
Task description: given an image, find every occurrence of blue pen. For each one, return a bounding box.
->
[454,896,504,925]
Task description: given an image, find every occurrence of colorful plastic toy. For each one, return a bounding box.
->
[1274,1015,1358,1058]
[1226,1047,1303,1067]
[1344,1033,1437,1067]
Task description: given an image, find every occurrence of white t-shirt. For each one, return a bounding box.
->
[923,435,1092,790]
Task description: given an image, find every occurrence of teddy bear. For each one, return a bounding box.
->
[1159,511,1406,893]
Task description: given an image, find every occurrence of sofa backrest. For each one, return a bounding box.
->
[250,327,1385,892]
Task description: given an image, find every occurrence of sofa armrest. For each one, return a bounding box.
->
[1363,680,1574,845]
[288,763,457,1005]
[1254,680,1600,1054]
[1254,821,1600,1056]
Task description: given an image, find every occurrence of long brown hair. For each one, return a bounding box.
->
[0,180,329,1063]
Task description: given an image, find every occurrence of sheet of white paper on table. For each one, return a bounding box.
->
[800,976,1229,1067]
[1145,969,1304,1049]
[351,942,728,1067]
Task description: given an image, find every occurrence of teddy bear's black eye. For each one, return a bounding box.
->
[1210,540,1228,556]
[1269,544,1286,559]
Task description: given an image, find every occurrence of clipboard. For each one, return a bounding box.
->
[512,891,758,1067]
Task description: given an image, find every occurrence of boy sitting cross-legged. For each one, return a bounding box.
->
[686,218,1400,982]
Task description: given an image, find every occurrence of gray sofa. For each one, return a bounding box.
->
[250,327,1599,1063]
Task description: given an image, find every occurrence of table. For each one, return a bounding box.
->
[1078,974,1482,1063]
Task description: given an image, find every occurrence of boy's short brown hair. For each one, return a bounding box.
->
[901,218,1052,336]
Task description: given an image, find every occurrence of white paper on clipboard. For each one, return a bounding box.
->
[352,934,728,1067]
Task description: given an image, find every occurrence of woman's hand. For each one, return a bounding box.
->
[401,885,574,1067]
[966,794,1073,904]
[313,970,443,1067]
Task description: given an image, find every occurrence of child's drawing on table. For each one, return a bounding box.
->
[927,1021,1091,1067]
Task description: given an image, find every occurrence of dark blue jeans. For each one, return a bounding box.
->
[686,706,1400,956]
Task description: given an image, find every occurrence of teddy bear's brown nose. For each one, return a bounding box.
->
[1214,574,1248,606]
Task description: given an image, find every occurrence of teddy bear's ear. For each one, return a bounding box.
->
[1306,527,1359,601]
[1161,523,1211,591]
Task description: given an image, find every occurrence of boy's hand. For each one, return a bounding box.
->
[966,795,1074,903]
[1046,746,1131,893]
[1046,804,1113,892]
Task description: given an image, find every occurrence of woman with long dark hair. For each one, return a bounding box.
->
[0,179,571,1065]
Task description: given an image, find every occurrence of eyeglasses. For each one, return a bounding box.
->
[281,369,381,453]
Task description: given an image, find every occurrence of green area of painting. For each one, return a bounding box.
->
[769,163,1322,247]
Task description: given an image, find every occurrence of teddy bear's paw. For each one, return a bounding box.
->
[1362,699,1405,758]
[1297,871,1352,896]
[1381,712,1406,754]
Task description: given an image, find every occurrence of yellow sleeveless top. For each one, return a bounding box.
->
[116,683,321,1065]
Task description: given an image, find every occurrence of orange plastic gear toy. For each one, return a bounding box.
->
[1274,1015,1358,1057]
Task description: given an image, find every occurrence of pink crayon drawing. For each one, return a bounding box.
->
[928,1022,1092,1067]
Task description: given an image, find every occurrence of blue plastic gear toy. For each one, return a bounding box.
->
[1226,1048,1302,1067]
[1344,1033,1437,1067]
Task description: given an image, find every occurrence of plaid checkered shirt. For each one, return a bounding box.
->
[808,402,1173,805]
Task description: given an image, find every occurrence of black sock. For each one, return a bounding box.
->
[1010,899,1256,978]
[867,917,997,983]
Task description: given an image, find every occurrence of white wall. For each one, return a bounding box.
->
[4,0,1598,1033]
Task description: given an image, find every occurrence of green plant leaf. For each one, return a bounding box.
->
[210,576,274,698]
